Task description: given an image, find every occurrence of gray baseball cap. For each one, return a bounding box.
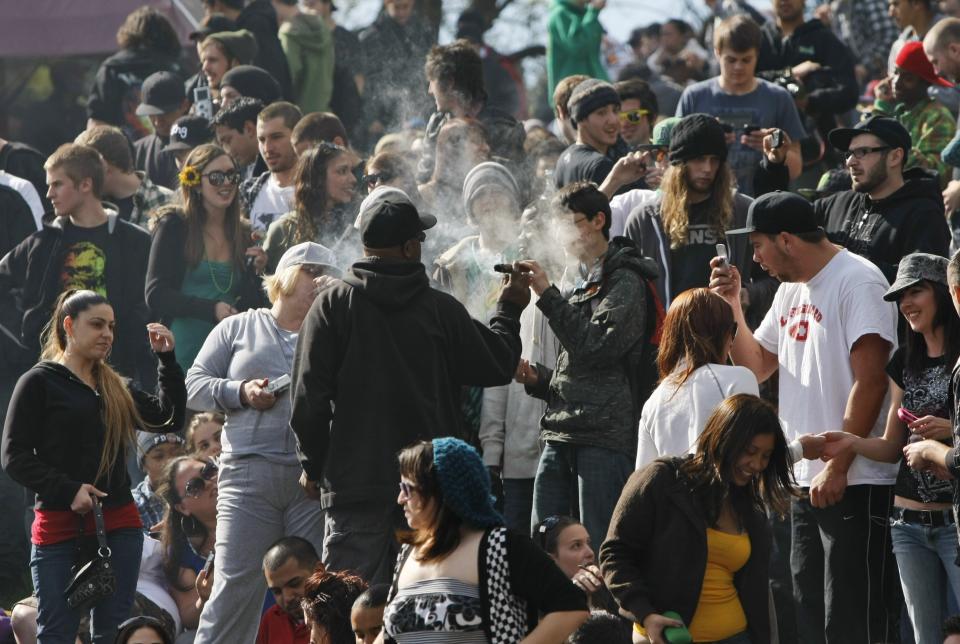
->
[275,241,341,276]
[883,252,948,301]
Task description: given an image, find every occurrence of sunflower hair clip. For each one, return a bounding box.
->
[179,165,201,188]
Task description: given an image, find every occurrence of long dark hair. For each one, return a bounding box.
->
[157,456,213,591]
[40,290,144,485]
[396,441,464,563]
[903,280,960,375]
[680,394,797,526]
[292,142,348,245]
[153,144,247,270]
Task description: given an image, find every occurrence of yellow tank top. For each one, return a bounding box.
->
[633,528,751,641]
[687,528,751,641]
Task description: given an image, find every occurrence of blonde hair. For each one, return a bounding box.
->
[40,290,143,484]
[262,263,302,303]
[186,412,225,454]
[659,162,735,249]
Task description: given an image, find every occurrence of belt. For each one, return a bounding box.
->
[892,506,956,527]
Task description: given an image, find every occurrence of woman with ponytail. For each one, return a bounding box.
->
[1,289,186,643]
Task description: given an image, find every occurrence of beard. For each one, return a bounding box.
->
[851,161,888,194]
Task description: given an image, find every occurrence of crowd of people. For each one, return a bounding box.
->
[8,0,960,643]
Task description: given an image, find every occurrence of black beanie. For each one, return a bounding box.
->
[567,78,621,125]
[668,113,728,164]
[220,65,282,105]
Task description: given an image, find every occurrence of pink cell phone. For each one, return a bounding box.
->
[898,407,919,424]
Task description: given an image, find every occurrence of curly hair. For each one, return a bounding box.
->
[659,160,734,249]
[301,570,368,644]
[116,7,181,56]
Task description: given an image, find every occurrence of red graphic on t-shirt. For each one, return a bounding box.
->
[789,319,810,341]
[779,302,821,342]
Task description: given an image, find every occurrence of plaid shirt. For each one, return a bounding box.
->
[132,477,165,532]
[130,172,174,229]
[876,97,957,187]
[836,0,899,78]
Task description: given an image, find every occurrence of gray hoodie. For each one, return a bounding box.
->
[185,307,300,464]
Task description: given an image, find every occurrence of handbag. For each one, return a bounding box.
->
[64,498,116,611]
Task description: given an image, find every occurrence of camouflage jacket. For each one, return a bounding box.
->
[527,237,658,456]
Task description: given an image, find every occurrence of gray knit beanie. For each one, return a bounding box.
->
[461,161,521,220]
[567,78,621,125]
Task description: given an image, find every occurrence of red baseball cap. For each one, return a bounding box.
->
[895,41,954,87]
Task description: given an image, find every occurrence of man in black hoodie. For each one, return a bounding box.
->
[0,144,153,387]
[757,0,859,162]
[289,192,529,583]
[816,115,949,281]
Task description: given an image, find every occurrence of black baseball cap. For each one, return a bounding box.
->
[827,115,912,155]
[727,191,823,236]
[360,200,437,248]
[163,115,214,152]
[136,72,186,116]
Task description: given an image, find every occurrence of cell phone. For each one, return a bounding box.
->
[265,374,291,395]
[193,85,213,121]
[662,611,693,644]
[743,124,760,136]
[202,551,215,577]
[715,243,728,266]
[898,407,920,424]
[771,129,784,149]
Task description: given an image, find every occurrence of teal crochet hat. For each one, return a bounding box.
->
[432,437,504,529]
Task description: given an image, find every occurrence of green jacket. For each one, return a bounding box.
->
[527,237,658,456]
[874,96,956,188]
[280,13,334,113]
[547,0,608,100]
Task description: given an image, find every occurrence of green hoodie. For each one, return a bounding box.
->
[279,13,334,113]
[547,0,608,100]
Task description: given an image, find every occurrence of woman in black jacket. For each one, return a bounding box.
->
[600,394,796,644]
[1,289,186,643]
[146,143,266,372]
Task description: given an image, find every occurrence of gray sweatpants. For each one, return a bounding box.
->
[194,456,324,644]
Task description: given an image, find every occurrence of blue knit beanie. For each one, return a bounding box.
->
[432,437,504,529]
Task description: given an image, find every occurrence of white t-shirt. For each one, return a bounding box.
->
[610,188,659,238]
[637,363,759,469]
[248,175,293,232]
[0,170,44,230]
[754,250,898,486]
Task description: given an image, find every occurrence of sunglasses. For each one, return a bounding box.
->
[203,170,241,186]
[619,108,650,124]
[399,480,419,498]
[362,172,394,188]
[183,461,218,499]
[300,264,327,277]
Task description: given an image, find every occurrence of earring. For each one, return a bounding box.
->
[180,514,200,535]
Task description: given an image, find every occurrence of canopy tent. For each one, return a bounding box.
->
[0,0,200,58]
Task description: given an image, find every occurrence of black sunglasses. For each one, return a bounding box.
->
[183,461,218,499]
[203,170,241,186]
[362,171,394,188]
